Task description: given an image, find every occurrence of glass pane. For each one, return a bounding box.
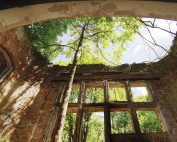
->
[110,111,134,134]
[130,82,152,102]
[137,111,163,133]
[69,85,79,103]
[85,87,103,103]
[62,113,76,142]
[81,112,104,142]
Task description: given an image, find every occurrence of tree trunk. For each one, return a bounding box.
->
[69,122,73,142]
[82,113,92,142]
[42,25,86,142]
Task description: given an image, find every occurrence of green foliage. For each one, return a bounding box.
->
[85,88,104,103]
[131,87,152,102]
[62,84,164,141]
[132,95,152,102]
[25,17,141,64]
[110,110,163,134]
[69,87,79,103]
[25,19,75,61]
[74,17,140,65]
[137,111,163,133]
[111,111,134,134]
[62,113,76,142]
[85,113,104,142]
[109,87,127,101]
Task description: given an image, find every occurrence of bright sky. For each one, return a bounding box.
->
[131,87,148,97]
[52,18,177,65]
[121,18,177,64]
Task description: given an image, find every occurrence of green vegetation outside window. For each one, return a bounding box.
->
[130,82,152,102]
[110,111,134,134]
[136,111,163,133]
[62,113,76,142]
[69,86,80,103]
[85,87,104,103]
[82,112,105,142]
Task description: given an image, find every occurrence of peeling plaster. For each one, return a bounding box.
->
[0,1,177,32]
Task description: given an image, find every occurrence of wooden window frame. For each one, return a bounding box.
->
[65,79,166,142]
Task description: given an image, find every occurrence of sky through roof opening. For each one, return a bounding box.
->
[25,17,177,66]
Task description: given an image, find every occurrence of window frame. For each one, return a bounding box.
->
[65,80,167,142]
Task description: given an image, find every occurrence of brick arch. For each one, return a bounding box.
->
[0,46,13,83]
[0,1,177,32]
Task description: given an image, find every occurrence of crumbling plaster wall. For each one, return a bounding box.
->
[1,1,177,32]
[0,28,177,142]
[0,28,62,142]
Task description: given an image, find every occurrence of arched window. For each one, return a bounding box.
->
[0,46,13,83]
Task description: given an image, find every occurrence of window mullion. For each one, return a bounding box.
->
[73,81,85,142]
[125,80,141,134]
[104,80,111,142]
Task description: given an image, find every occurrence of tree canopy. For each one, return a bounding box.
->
[25,17,140,65]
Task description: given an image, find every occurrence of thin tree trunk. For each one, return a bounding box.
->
[55,25,86,142]
[82,113,92,142]
[42,25,86,142]
[83,126,89,142]
[69,122,73,142]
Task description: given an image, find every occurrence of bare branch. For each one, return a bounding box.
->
[142,37,161,60]
[122,18,177,59]
[49,43,76,51]
[166,20,176,37]
[137,31,170,54]
[135,17,176,36]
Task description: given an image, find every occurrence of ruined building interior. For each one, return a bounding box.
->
[0,1,177,142]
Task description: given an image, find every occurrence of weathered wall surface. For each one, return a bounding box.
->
[0,51,6,73]
[1,1,177,32]
[0,28,62,142]
[0,28,177,142]
[148,38,177,142]
[160,72,177,142]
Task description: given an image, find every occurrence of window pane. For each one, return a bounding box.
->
[109,82,127,101]
[110,111,134,134]
[85,87,104,103]
[62,113,76,142]
[82,112,104,142]
[109,88,127,102]
[130,82,152,102]
[137,111,163,133]
[69,85,80,103]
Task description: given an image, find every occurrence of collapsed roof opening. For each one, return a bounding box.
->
[24,16,177,66]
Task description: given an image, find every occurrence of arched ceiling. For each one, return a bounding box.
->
[0,0,177,32]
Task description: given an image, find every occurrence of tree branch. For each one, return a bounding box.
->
[135,17,177,36]
[122,18,177,59]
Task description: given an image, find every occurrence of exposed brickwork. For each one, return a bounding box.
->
[0,29,52,141]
